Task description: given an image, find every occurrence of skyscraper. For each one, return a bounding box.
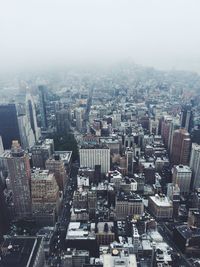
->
[5,140,31,219]
[190,143,200,189]
[180,105,193,133]
[38,85,48,129]
[56,109,70,135]
[172,165,192,195]
[170,128,191,165]
[0,104,21,149]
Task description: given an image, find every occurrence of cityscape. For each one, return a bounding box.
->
[1,1,200,267]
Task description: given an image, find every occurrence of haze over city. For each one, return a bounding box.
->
[1,0,200,73]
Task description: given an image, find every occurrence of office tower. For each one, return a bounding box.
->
[46,154,67,191]
[161,115,172,147]
[190,143,200,189]
[0,136,4,154]
[168,117,180,152]
[167,183,180,218]
[27,94,41,141]
[5,140,31,219]
[0,183,9,239]
[181,105,193,133]
[31,169,60,225]
[0,104,21,149]
[38,85,48,129]
[56,109,70,135]
[31,140,54,169]
[115,192,144,220]
[170,128,191,165]
[75,107,85,132]
[126,148,133,173]
[172,165,192,195]
[79,146,110,174]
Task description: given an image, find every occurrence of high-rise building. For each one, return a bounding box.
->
[38,85,48,129]
[79,146,110,174]
[56,109,70,135]
[115,192,144,220]
[46,154,67,191]
[161,115,172,147]
[172,165,192,195]
[190,143,200,189]
[5,140,31,219]
[0,104,21,149]
[0,136,4,155]
[26,94,41,141]
[168,117,180,153]
[75,107,85,132]
[170,128,191,165]
[31,169,60,225]
[180,104,193,133]
[31,139,54,169]
[0,183,9,239]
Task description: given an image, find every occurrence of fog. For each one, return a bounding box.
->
[0,0,200,73]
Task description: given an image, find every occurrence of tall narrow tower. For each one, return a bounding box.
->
[6,141,31,219]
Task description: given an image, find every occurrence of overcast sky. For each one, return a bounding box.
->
[0,0,200,73]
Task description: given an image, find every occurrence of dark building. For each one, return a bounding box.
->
[38,85,48,129]
[0,104,21,149]
[180,105,193,133]
[56,109,70,135]
[0,236,45,267]
[0,183,9,240]
[173,225,200,256]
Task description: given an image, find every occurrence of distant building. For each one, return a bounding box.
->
[80,147,110,174]
[38,85,48,129]
[190,143,200,189]
[56,109,70,135]
[0,236,45,267]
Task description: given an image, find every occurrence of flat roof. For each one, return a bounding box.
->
[0,236,42,267]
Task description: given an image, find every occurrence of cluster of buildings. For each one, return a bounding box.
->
[1,65,200,266]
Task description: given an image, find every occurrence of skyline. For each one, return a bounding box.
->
[0,0,200,73]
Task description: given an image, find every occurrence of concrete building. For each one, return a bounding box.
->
[102,251,137,267]
[4,141,31,219]
[95,222,115,245]
[170,128,191,166]
[31,169,60,225]
[80,147,110,174]
[115,192,144,220]
[46,154,68,191]
[172,165,192,195]
[190,143,200,189]
[56,109,70,135]
[148,194,173,219]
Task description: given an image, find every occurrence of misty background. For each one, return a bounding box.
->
[0,0,200,73]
